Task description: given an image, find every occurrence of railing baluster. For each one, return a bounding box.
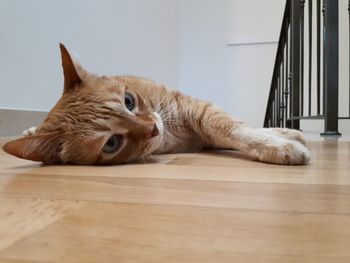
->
[271,94,274,127]
[280,64,283,127]
[308,0,313,116]
[286,22,290,127]
[290,0,301,129]
[273,95,276,127]
[317,0,321,115]
[349,0,350,118]
[300,0,305,116]
[322,1,325,118]
[281,45,285,128]
[275,85,278,126]
[279,69,282,127]
[322,0,340,135]
[277,76,280,127]
[288,71,292,128]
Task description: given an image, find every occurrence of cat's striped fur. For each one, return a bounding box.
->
[3,44,310,165]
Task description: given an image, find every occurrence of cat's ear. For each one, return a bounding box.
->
[2,133,62,164]
[59,43,84,93]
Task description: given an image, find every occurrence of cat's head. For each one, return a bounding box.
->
[2,44,163,165]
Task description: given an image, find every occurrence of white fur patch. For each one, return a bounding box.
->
[22,126,37,137]
[104,101,121,110]
[147,112,164,154]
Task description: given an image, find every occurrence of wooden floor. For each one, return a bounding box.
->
[0,137,349,263]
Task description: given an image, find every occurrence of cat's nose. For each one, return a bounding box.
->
[150,124,159,138]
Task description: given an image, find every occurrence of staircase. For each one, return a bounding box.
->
[264,0,350,136]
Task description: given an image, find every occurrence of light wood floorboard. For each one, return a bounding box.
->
[0,138,349,262]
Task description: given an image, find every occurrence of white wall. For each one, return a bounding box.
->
[0,0,178,111]
[178,0,231,114]
[178,0,285,127]
[0,0,289,128]
[2,0,347,131]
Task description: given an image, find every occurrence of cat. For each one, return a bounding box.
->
[2,44,310,165]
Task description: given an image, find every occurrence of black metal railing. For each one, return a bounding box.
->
[264,0,350,135]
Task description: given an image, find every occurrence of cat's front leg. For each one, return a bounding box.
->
[228,126,310,165]
[258,127,306,145]
[191,103,310,165]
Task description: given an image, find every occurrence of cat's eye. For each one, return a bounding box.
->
[124,93,135,111]
[102,135,122,154]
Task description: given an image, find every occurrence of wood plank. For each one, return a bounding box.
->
[0,138,350,262]
[0,197,84,250]
[1,202,350,263]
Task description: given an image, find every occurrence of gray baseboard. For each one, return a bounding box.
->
[0,109,48,136]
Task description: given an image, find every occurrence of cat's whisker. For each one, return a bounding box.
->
[155,98,167,113]
[157,95,168,109]
[158,101,178,121]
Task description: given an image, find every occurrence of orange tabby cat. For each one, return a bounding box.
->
[2,44,310,165]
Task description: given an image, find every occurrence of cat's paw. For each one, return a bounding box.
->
[256,138,310,165]
[264,128,306,145]
[22,126,37,137]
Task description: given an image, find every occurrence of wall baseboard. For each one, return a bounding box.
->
[0,109,48,136]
